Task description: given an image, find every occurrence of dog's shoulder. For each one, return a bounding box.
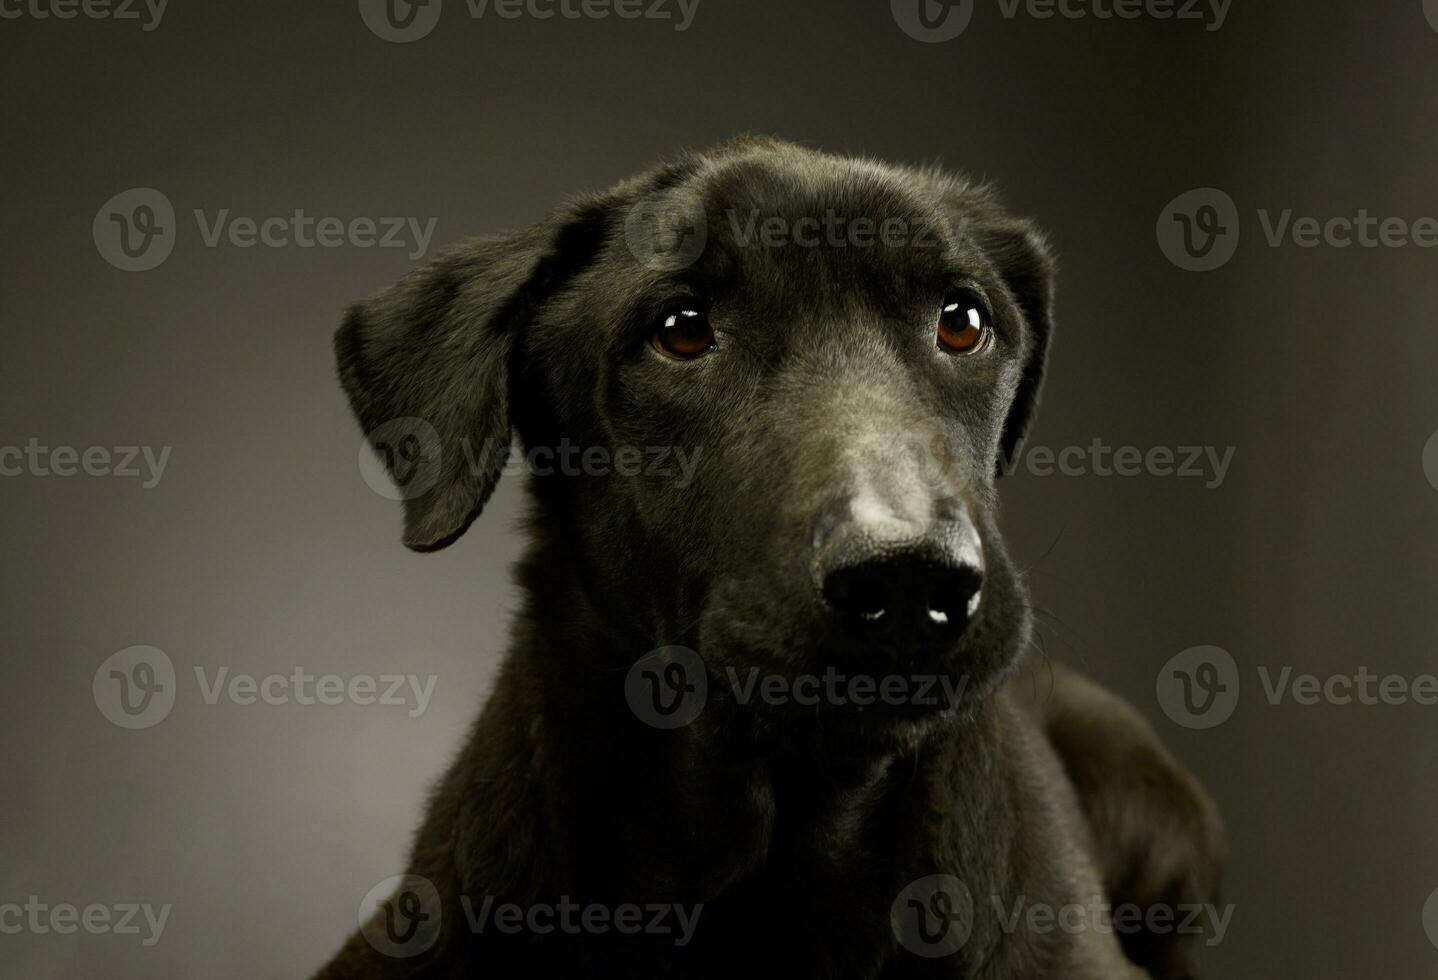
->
[1008,658,1226,980]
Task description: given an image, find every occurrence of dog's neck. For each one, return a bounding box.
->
[502,634,1008,908]
[484,531,1023,912]
[531,677,968,899]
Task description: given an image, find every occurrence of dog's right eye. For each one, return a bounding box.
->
[936,292,992,355]
[652,307,716,360]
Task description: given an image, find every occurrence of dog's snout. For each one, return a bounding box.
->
[816,506,985,656]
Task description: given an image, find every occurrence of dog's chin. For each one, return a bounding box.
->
[700,644,1007,759]
[696,575,1031,758]
[768,697,967,758]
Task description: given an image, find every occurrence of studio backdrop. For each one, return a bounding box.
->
[2,1,1437,977]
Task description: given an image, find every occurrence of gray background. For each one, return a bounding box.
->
[3,0,1437,977]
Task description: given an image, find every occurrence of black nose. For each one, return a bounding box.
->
[817,517,984,657]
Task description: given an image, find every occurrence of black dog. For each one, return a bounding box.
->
[317,137,1223,979]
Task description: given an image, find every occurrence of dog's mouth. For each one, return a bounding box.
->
[715,650,976,706]
[693,560,1026,747]
[696,619,988,745]
[697,659,975,755]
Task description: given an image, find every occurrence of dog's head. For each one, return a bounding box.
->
[339,138,1053,747]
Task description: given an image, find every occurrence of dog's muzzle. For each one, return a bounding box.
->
[814,499,985,659]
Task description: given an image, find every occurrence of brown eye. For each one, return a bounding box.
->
[937,295,991,354]
[652,307,715,359]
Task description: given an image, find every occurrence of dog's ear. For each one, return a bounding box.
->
[977,218,1055,473]
[336,200,610,552]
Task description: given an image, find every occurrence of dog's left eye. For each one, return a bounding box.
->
[652,307,716,360]
[937,295,991,355]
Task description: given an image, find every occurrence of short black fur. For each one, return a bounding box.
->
[318,138,1223,980]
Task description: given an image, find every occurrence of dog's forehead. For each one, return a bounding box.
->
[698,150,980,248]
[705,152,936,215]
[671,150,992,301]
[570,148,1010,351]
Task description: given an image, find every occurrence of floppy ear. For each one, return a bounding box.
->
[978,219,1056,472]
[336,200,611,551]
